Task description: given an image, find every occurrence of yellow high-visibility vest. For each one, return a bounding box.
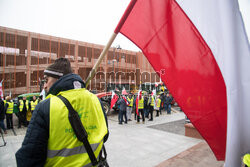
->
[30,100,38,111]
[127,97,134,107]
[45,88,108,167]
[138,98,144,109]
[243,154,250,166]
[157,99,161,108]
[6,102,14,114]
[149,96,155,106]
[19,100,29,112]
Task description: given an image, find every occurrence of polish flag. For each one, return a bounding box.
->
[115,0,250,166]
[110,91,118,109]
[122,87,128,95]
[122,96,129,106]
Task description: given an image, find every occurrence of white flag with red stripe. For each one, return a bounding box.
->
[122,96,129,106]
[115,0,250,166]
[110,91,118,109]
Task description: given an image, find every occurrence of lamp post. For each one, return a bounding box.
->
[112,45,121,90]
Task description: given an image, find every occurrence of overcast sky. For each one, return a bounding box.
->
[0,0,249,52]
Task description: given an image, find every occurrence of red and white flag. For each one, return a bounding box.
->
[122,96,129,106]
[0,80,3,100]
[115,0,250,166]
[110,91,118,109]
[122,87,128,95]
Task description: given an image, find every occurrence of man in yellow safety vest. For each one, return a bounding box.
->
[4,96,14,129]
[16,58,109,167]
[18,96,29,128]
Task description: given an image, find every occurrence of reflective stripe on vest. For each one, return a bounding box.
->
[19,100,29,112]
[45,88,108,167]
[31,100,38,111]
[47,143,100,158]
[157,99,161,108]
[138,98,144,109]
[6,102,14,114]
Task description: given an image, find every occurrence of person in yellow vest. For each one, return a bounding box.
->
[16,58,109,167]
[155,95,162,117]
[17,96,29,128]
[243,153,250,167]
[148,93,155,121]
[0,98,7,134]
[126,93,134,121]
[4,96,14,129]
[30,96,39,113]
[137,94,145,123]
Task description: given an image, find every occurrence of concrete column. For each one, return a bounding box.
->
[26,33,31,93]
[74,42,79,74]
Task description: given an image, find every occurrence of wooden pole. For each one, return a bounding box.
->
[85,0,137,88]
[85,32,117,88]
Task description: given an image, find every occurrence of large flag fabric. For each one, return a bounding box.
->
[0,80,3,100]
[115,0,250,166]
[110,91,118,109]
[122,96,129,106]
[122,87,128,95]
[40,89,46,100]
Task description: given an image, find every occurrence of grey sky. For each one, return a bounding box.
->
[0,0,249,52]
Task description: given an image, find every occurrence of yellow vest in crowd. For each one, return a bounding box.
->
[157,98,161,108]
[138,98,144,109]
[243,154,250,166]
[149,96,155,106]
[127,97,134,107]
[45,88,108,167]
[6,102,14,114]
[30,100,38,111]
[19,100,29,112]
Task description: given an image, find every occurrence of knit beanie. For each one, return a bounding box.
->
[44,58,72,78]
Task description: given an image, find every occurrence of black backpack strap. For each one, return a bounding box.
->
[57,95,98,166]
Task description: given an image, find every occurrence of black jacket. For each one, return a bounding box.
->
[0,98,5,120]
[117,98,127,111]
[15,73,108,167]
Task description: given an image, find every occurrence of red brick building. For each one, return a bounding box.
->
[0,26,160,97]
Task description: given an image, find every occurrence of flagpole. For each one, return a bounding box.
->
[85,0,137,88]
[85,32,117,88]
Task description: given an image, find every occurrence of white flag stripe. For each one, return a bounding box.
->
[176,0,250,166]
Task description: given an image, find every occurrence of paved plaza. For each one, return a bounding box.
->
[0,110,224,167]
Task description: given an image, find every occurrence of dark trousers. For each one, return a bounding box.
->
[144,108,149,118]
[149,106,154,120]
[137,109,145,122]
[6,114,13,129]
[0,120,6,131]
[167,104,171,114]
[119,110,127,124]
[156,110,160,116]
[17,112,27,128]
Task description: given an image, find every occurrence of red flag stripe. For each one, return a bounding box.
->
[118,0,227,160]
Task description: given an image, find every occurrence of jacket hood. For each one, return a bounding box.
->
[47,73,85,96]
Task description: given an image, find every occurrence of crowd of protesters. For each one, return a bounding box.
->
[115,90,174,125]
[0,88,174,133]
[0,95,42,134]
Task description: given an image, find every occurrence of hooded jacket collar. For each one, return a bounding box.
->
[47,73,85,96]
